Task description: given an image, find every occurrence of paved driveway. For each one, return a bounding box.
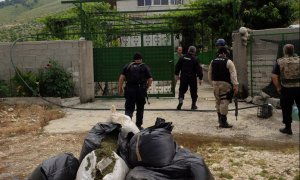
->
[44,82,299,145]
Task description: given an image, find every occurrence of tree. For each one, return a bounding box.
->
[240,0,297,29]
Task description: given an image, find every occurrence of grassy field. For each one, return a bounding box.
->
[0,0,73,25]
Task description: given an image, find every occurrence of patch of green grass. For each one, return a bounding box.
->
[259,169,268,177]
[213,166,224,171]
[294,174,300,180]
[219,172,233,179]
[231,161,242,167]
[256,159,267,168]
[293,170,300,180]
[268,175,276,180]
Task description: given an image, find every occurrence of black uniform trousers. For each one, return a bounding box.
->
[280,87,300,125]
[124,85,146,127]
[178,75,198,103]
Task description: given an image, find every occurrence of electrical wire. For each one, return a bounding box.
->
[10,37,259,112]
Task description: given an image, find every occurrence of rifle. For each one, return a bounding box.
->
[234,95,238,120]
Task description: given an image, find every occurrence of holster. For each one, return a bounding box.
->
[220,90,234,103]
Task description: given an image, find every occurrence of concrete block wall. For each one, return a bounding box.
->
[233,27,299,97]
[0,40,94,103]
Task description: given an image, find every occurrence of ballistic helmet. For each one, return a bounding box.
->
[216,39,226,46]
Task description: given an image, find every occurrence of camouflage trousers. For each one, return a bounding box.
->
[213,81,232,115]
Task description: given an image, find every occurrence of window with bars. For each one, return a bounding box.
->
[170,0,183,5]
[138,0,183,6]
[138,0,151,6]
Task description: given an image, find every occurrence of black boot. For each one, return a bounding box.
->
[219,114,233,128]
[279,123,293,135]
[191,102,198,110]
[177,98,183,110]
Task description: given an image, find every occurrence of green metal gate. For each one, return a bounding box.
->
[94,33,175,97]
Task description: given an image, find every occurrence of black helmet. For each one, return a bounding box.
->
[216,39,226,46]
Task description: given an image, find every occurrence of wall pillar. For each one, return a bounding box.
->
[232,33,248,98]
[79,40,95,103]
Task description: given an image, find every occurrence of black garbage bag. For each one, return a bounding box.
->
[126,147,214,180]
[128,117,176,168]
[28,153,79,180]
[78,122,120,163]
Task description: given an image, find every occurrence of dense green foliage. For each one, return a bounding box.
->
[0,22,43,42]
[240,0,297,29]
[38,60,74,98]
[9,60,74,98]
[0,80,10,97]
[164,0,298,50]
[12,68,39,97]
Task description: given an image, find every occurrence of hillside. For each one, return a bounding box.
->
[0,0,73,25]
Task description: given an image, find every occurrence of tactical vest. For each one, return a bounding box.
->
[277,56,300,88]
[126,62,146,85]
[212,57,231,84]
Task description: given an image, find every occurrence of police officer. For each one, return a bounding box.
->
[118,53,153,130]
[272,44,300,135]
[174,46,183,67]
[175,46,203,110]
[208,47,239,128]
[216,38,233,61]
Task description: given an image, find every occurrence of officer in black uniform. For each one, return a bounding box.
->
[118,53,153,130]
[175,46,203,110]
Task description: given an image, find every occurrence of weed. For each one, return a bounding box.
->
[213,166,224,171]
[257,159,267,168]
[260,169,268,177]
[219,172,233,179]
[231,161,242,167]
[268,175,276,180]
[294,174,300,180]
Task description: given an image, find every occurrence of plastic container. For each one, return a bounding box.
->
[292,104,299,121]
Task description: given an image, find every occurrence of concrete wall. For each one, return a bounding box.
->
[233,27,299,97]
[0,40,94,103]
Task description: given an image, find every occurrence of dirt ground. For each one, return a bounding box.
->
[0,103,299,180]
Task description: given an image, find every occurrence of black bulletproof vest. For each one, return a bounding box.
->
[126,63,146,85]
[180,54,197,77]
[212,57,231,84]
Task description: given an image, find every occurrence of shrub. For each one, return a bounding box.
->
[12,68,39,97]
[39,60,74,98]
[0,80,10,97]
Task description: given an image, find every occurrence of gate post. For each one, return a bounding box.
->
[79,40,95,102]
[232,32,248,98]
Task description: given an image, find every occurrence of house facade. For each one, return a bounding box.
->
[116,0,191,12]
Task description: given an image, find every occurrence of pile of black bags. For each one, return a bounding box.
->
[28,117,214,180]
